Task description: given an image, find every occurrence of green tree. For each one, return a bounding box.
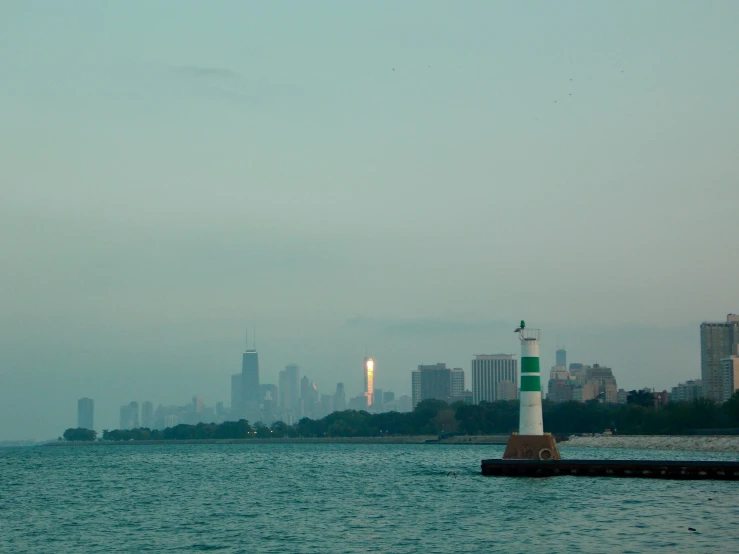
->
[723,391,739,426]
[455,404,486,435]
[627,389,654,408]
[254,422,271,438]
[88,393,739,443]
[63,428,97,441]
[270,421,290,438]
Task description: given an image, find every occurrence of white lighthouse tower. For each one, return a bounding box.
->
[503,320,561,460]
[518,321,543,435]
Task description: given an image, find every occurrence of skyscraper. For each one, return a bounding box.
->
[77,398,94,430]
[364,357,375,406]
[452,368,465,398]
[241,347,260,404]
[720,356,739,403]
[320,393,334,418]
[299,378,319,418]
[411,363,452,408]
[234,329,261,424]
[141,401,154,428]
[584,364,618,403]
[278,370,290,411]
[397,395,413,412]
[215,402,226,422]
[260,384,278,404]
[412,370,422,409]
[548,366,572,403]
[119,401,139,429]
[192,396,204,423]
[700,314,739,401]
[372,388,384,412]
[334,382,346,411]
[261,386,277,425]
[348,395,368,411]
[231,373,242,417]
[472,354,518,405]
[300,376,317,418]
[556,348,567,368]
[281,364,300,416]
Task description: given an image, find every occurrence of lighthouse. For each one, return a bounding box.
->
[518,320,543,435]
[503,320,561,460]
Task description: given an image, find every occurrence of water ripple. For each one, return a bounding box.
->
[0,444,737,553]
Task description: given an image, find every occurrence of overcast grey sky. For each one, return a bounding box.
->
[1,1,738,439]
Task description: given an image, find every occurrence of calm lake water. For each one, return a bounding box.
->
[1,444,737,553]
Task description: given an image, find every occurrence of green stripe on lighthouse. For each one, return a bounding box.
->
[521,356,540,373]
[520,375,541,392]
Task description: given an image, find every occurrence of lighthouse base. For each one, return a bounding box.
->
[503,433,561,461]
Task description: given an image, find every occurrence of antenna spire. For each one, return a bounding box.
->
[245,328,248,352]
[254,325,256,350]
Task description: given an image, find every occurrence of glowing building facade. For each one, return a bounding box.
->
[364,357,375,406]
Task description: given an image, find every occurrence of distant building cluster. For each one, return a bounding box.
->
[227,346,410,427]
[645,313,739,405]
[411,363,472,408]
[74,312,739,432]
[670,379,703,403]
[540,313,739,406]
[409,349,626,409]
[547,362,620,404]
[115,397,225,429]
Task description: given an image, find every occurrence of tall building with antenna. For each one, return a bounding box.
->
[231,328,260,419]
[241,328,260,403]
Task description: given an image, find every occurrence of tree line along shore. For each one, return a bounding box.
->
[59,392,739,443]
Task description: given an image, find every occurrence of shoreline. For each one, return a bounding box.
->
[40,434,739,452]
[43,435,510,446]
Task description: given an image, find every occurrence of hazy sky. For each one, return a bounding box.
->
[1,1,738,439]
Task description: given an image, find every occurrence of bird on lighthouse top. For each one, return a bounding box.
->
[514,320,526,333]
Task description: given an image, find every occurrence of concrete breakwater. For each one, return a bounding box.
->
[563,435,739,453]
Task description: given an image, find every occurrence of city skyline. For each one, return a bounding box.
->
[2,3,738,440]
[7,316,725,440]
[70,316,734,437]
[2,3,738,552]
